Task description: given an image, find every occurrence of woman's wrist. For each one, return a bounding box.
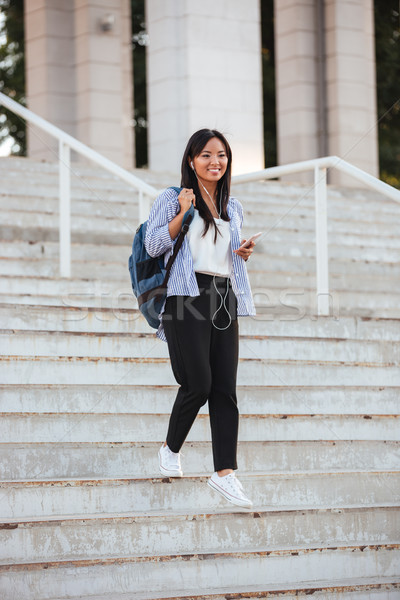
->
[168,209,186,240]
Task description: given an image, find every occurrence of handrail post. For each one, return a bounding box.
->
[314,166,330,316]
[139,190,145,223]
[59,140,71,278]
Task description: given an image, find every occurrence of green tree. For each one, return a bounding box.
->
[374,0,400,187]
[261,0,277,168]
[131,0,148,168]
[0,0,25,155]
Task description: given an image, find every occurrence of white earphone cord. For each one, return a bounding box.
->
[212,275,232,331]
[191,162,232,331]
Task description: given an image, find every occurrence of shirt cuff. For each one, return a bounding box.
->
[159,222,173,250]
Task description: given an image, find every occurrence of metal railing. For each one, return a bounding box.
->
[232,157,400,316]
[2,92,400,316]
[0,92,158,278]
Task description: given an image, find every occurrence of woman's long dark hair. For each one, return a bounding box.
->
[181,129,232,243]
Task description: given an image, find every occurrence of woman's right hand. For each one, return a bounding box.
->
[178,188,196,213]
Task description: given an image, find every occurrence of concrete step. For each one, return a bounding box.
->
[243,193,400,218]
[1,439,398,480]
[0,172,143,196]
[0,291,137,310]
[248,214,400,237]
[0,193,139,220]
[0,545,399,600]
[0,547,398,600]
[1,203,400,240]
[1,385,398,416]
[3,182,398,221]
[0,171,140,193]
[2,191,400,236]
[2,156,399,208]
[1,412,398,444]
[234,178,400,206]
[1,354,399,387]
[0,156,174,189]
[2,164,398,212]
[2,330,399,365]
[2,238,400,264]
[2,304,399,341]
[250,254,400,277]
[1,266,398,301]
[0,166,162,192]
[1,471,399,518]
[2,156,399,219]
[0,208,136,237]
[246,199,400,223]
[1,505,398,564]
[1,289,400,317]
[12,581,400,600]
[2,209,400,249]
[245,228,400,251]
[0,275,137,305]
[2,274,400,309]
[249,270,399,294]
[2,254,400,281]
[3,192,400,234]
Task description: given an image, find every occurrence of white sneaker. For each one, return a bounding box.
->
[158,444,183,477]
[207,472,253,508]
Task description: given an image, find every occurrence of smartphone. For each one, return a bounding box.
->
[238,232,263,249]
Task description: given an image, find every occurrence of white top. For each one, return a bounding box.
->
[187,209,232,277]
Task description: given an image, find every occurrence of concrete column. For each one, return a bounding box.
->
[24,0,76,159]
[121,0,135,169]
[145,0,264,175]
[74,0,134,168]
[274,0,320,183]
[325,0,378,185]
[274,0,378,186]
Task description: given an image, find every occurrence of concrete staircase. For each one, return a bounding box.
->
[0,157,399,599]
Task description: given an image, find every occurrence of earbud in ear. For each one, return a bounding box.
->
[190,161,194,169]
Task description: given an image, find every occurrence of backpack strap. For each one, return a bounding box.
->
[163,186,195,287]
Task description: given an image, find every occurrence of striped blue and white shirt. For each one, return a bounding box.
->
[144,187,256,341]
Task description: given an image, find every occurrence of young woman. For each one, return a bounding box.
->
[144,129,256,508]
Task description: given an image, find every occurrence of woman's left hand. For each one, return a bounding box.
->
[234,239,255,261]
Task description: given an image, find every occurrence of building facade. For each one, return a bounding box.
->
[24,0,378,182]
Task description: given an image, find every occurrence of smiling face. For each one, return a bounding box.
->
[190,137,229,188]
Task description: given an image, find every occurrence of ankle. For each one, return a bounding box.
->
[217,469,233,477]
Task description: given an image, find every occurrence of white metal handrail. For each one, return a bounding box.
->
[232,156,400,204]
[0,91,158,278]
[2,92,400,316]
[232,156,400,316]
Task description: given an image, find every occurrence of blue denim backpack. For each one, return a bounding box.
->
[128,187,195,329]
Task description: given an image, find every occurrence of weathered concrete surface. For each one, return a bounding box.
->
[1,440,399,480]
[1,471,399,518]
[0,158,399,598]
[1,506,399,564]
[0,546,398,599]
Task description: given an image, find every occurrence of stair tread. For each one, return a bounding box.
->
[43,577,400,600]
[3,468,400,485]
[1,356,398,369]
[1,501,399,526]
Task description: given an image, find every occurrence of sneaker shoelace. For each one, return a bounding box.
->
[226,473,245,495]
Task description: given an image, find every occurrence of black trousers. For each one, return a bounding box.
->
[163,272,239,472]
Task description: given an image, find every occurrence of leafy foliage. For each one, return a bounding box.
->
[374,0,400,187]
[0,0,25,155]
[261,0,277,168]
[131,0,148,168]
